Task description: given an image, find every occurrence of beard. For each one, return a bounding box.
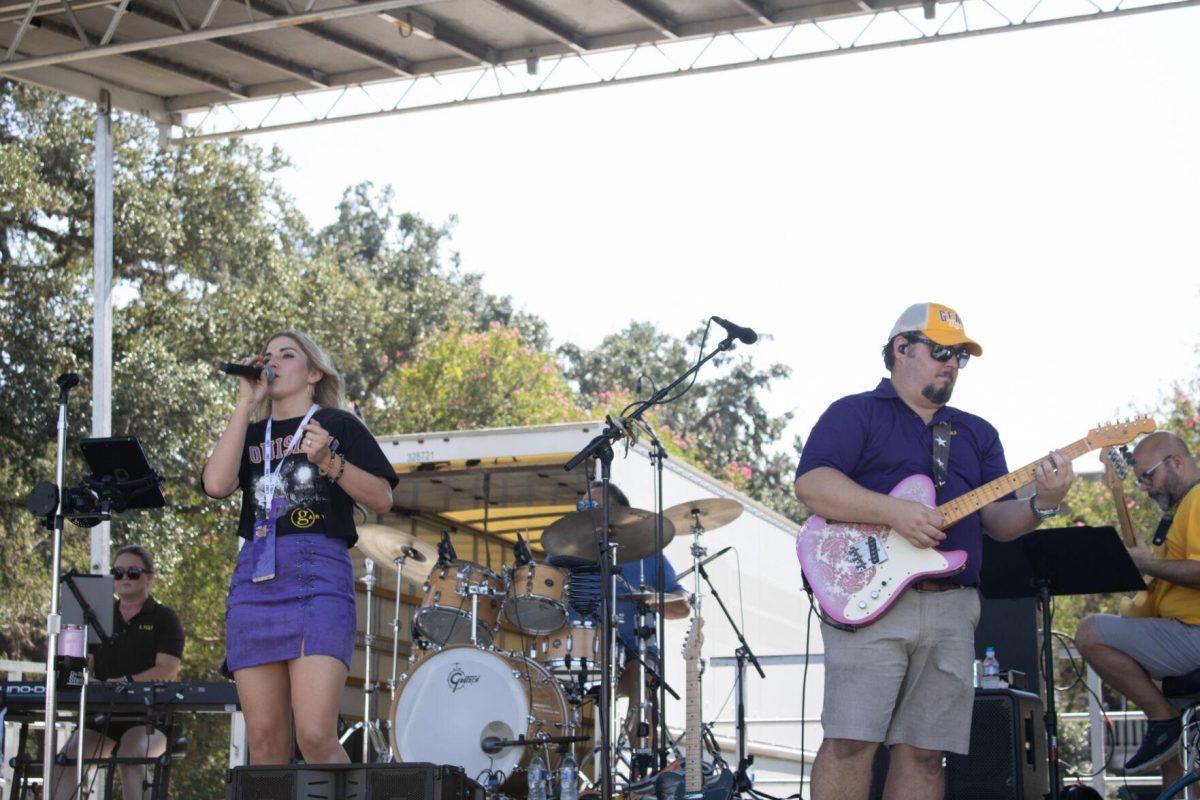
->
[921,380,955,405]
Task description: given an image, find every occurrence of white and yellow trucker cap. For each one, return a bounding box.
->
[887,302,982,357]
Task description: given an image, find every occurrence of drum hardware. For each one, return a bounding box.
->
[387,544,427,699]
[340,557,392,763]
[481,734,590,754]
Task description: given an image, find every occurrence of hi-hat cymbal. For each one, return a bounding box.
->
[662,498,743,533]
[616,588,690,606]
[355,524,437,581]
[540,507,676,565]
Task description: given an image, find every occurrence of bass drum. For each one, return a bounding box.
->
[390,645,571,783]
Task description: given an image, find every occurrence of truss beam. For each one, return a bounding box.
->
[0,0,432,74]
[127,0,329,87]
[171,0,1200,143]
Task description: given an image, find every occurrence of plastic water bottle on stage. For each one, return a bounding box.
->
[559,753,578,800]
[528,755,548,800]
[981,646,1004,688]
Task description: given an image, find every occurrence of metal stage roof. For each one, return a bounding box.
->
[2,0,1196,142]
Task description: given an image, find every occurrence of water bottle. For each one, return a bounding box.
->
[528,755,548,800]
[981,646,1003,689]
[559,753,578,800]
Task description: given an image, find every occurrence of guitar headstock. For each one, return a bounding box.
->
[682,615,704,661]
[1087,416,1156,449]
[1101,446,1131,486]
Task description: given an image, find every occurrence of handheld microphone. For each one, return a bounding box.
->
[710,316,758,345]
[219,362,276,382]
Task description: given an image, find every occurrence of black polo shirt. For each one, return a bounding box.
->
[92,596,185,681]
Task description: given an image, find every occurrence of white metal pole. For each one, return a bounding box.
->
[91,89,113,576]
[1086,666,1105,796]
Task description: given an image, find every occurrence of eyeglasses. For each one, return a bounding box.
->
[1135,457,1168,485]
[906,335,971,369]
[110,566,150,580]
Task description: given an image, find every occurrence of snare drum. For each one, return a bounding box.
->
[502,562,569,635]
[533,620,602,681]
[413,561,504,646]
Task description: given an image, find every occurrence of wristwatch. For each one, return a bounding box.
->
[1030,494,1059,521]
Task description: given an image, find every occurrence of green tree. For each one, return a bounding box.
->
[560,322,804,521]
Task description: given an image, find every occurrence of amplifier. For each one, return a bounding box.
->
[868,688,1046,800]
[226,762,483,800]
[946,688,1047,800]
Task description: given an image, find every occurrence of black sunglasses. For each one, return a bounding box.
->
[111,566,151,580]
[906,335,971,369]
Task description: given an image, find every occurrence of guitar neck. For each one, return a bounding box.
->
[686,658,702,793]
[936,437,1092,527]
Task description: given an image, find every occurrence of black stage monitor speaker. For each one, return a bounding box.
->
[227,762,482,800]
[869,688,1046,800]
[946,688,1047,800]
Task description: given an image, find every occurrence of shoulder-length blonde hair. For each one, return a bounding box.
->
[254,330,345,419]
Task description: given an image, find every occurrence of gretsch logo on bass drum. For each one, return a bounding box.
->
[447,664,481,693]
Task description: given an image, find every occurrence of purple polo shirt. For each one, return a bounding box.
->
[795,378,1011,586]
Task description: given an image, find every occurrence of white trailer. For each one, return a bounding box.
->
[346,422,823,793]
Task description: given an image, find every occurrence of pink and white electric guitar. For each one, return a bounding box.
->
[795,417,1156,628]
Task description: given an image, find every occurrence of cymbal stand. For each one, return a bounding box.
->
[387,548,416,700]
[564,323,738,796]
[688,513,706,621]
[630,599,655,779]
[339,558,389,762]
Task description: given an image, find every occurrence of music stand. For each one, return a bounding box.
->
[981,526,1146,800]
[60,573,115,646]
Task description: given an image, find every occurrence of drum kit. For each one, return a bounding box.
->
[344,496,745,797]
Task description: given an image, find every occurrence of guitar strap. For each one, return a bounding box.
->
[931,420,953,490]
[1152,513,1173,546]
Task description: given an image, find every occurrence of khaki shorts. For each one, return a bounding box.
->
[820,586,981,754]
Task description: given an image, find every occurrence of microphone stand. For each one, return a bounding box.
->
[42,373,79,795]
[696,561,764,793]
[564,332,738,800]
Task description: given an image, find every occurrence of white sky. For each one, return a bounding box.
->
[261,6,1200,472]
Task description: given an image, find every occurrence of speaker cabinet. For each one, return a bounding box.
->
[946,688,1047,800]
[227,762,482,800]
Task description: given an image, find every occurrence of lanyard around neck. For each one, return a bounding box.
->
[264,404,319,497]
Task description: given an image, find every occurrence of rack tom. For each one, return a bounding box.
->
[413,561,504,646]
[502,562,569,635]
[533,620,602,683]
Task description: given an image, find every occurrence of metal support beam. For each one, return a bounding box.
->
[128,0,330,87]
[4,0,42,60]
[248,0,412,76]
[485,0,587,52]
[728,0,774,25]
[607,0,678,37]
[382,7,497,64]
[90,89,112,577]
[0,0,431,74]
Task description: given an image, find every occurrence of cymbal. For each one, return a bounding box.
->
[616,588,689,606]
[355,524,437,581]
[540,506,675,565]
[662,498,743,533]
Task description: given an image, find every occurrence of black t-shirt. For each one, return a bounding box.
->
[235,407,398,547]
[93,596,185,681]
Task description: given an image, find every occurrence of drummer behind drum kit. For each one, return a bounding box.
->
[346,496,745,799]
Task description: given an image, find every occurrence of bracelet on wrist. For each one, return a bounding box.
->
[331,452,347,483]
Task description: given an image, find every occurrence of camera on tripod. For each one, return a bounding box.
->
[26,436,165,529]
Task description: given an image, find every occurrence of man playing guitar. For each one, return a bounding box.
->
[1077,431,1200,782]
[793,302,1075,800]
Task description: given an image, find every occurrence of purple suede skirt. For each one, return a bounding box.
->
[222,533,355,677]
